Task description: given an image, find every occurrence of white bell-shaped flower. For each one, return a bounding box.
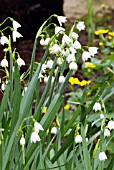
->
[82,51,91,62]
[57,57,62,65]
[59,76,65,83]
[62,49,70,56]
[40,39,45,46]
[17,58,25,67]
[57,16,67,26]
[70,47,76,54]
[41,64,47,72]
[12,30,23,42]
[44,76,48,83]
[20,137,25,145]
[22,86,28,96]
[38,73,44,82]
[51,127,57,134]
[1,83,6,91]
[75,135,82,143]
[69,62,78,70]
[46,60,54,69]
[44,38,50,45]
[13,20,21,31]
[34,122,44,133]
[93,102,101,112]
[88,47,98,57]
[71,32,79,40]
[72,40,81,49]
[99,152,107,161]
[62,34,72,45]
[108,120,114,130]
[76,21,85,31]
[100,114,104,119]
[66,54,75,63]
[0,36,9,45]
[104,129,110,137]
[30,131,41,143]
[51,44,61,54]
[55,26,65,35]
[1,58,8,67]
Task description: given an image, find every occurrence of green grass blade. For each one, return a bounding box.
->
[51,128,75,164]
[81,125,92,170]
[0,82,10,123]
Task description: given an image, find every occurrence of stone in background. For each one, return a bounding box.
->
[63,0,114,28]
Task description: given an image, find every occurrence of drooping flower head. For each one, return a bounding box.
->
[0,36,9,45]
[30,131,41,143]
[99,152,107,161]
[1,58,8,67]
[12,30,23,42]
[57,16,67,26]
[13,20,21,31]
[76,21,85,31]
[34,122,44,133]
[75,135,82,143]
[17,58,25,67]
[93,102,101,112]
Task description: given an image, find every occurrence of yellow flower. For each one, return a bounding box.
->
[87,80,91,84]
[69,77,76,85]
[69,77,91,86]
[43,107,47,114]
[74,78,80,84]
[64,104,70,110]
[80,80,87,86]
[87,91,90,96]
[87,69,92,73]
[99,42,103,46]
[101,4,105,9]
[80,80,91,86]
[95,29,108,35]
[108,36,112,40]
[85,62,96,68]
[108,32,114,37]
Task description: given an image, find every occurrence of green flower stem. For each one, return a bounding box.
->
[29,14,57,81]
[8,36,13,98]
[22,145,25,165]
[1,26,12,32]
[0,17,11,27]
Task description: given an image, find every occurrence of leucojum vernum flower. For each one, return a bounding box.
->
[1,14,113,169]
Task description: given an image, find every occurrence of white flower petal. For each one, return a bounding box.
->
[1,58,8,67]
[34,122,44,133]
[13,31,23,42]
[75,135,82,143]
[30,131,41,143]
[57,16,67,26]
[13,20,21,31]
[99,152,107,161]
[93,102,101,112]
[20,137,25,145]
[76,21,85,31]
[0,36,9,45]
[17,58,25,67]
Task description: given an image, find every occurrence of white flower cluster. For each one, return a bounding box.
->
[103,120,114,138]
[0,19,25,76]
[0,19,23,45]
[39,16,98,84]
[12,20,23,42]
[20,122,44,145]
[30,122,44,143]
